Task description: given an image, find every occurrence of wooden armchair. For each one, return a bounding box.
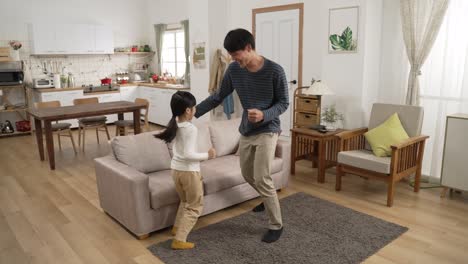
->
[335,103,429,207]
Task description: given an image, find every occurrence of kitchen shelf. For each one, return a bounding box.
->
[113,52,155,55]
[0,107,28,113]
[0,131,32,138]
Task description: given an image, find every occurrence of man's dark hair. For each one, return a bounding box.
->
[223,28,255,52]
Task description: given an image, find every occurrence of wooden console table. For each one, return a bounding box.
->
[290,128,344,183]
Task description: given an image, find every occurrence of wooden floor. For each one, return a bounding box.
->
[1,125,467,264]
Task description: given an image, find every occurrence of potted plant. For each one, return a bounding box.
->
[321,104,344,131]
[8,40,22,61]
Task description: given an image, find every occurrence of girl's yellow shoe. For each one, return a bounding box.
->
[171,239,195,250]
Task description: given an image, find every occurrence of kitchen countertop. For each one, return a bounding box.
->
[121,82,190,90]
[30,82,190,93]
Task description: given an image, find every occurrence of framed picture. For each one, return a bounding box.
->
[328,6,359,53]
[192,42,206,69]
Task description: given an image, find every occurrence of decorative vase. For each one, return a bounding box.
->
[325,122,337,131]
[10,49,20,61]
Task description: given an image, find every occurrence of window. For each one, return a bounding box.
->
[418,0,468,178]
[161,30,186,78]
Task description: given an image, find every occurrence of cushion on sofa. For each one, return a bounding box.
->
[209,118,241,157]
[200,155,284,194]
[111,132,171,173]
[192,119,213,153]
[148,170,179,209]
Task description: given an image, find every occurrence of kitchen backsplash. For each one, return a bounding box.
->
[0,39,154,87]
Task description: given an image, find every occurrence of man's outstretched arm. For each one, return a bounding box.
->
[195,72,234,118]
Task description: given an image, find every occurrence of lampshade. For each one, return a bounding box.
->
[302,80,334,96]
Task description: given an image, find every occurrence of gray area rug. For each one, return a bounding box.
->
[148,192,408,264]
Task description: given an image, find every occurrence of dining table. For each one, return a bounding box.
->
[28,101,147,170]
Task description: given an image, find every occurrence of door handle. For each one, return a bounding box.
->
[289,80,297,84]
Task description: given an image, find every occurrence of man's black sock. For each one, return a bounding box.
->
[252,202,265,212]
[261,227,283,243]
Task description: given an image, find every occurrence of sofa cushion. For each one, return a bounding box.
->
[209,118,241,157]
[111,132,171,173]
[148,170,179,209]
[192,119,213,153]
[338,150,391,174]
[200,155,284,194]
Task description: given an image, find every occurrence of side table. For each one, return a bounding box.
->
[290,128,345,183]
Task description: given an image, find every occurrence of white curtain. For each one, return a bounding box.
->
[380,0,467,179]
[400,0,450,105]
[418,0,468,178]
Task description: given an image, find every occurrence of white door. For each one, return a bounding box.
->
[255,9,299,137]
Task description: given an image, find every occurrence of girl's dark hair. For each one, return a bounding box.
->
[154,91,196,143]
[223,28,255,53]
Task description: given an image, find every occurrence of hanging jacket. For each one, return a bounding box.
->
[208,49,234,119]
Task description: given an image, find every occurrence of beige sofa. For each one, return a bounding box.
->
[94,118,291,239]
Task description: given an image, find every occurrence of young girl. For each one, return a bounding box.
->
[155,91,216,250]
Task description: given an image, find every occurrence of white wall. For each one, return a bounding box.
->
[146,0,236,121]
[377,0,409,105]
[361,0,383,124]
[0,0,149,48]
[224,0,383,128]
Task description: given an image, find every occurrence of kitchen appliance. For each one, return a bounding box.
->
[67,73,75,88]
[0,61,24,86]
[1,120,14,133]
[33,78,54,88]
[129,72,145,83]
[101,77,112,85]
[82,84,120,94]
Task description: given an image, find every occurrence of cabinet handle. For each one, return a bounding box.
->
[305,115,310,118]
[305,100,310,103]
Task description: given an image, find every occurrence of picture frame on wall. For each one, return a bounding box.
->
[328,6,359,53]
[192,42,206,69]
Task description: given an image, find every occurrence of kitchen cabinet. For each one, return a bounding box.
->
[157,89,176,126]
[120,86,139,119]
[441,114,468,194]
[35,90,83,127]
[138,86,177,126]
[94,25,114,54]
[83,93,120,123]
[139,87,159,124]
[29,24,114,55]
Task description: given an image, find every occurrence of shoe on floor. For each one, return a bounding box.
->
[261,227,283,243]
[171,239,195,250]
[252,202,265,212]
[171,226,177,236]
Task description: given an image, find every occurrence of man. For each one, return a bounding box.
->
[195,28,289,243]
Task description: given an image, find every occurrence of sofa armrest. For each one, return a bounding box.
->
[275,139,291,188]
[94,155,152,236]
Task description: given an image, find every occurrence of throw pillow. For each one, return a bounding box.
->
[111,132,172,173]
[209,118,241,157]
[364,113,409,157]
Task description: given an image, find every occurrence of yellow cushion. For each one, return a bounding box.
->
[364,113,409,157]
